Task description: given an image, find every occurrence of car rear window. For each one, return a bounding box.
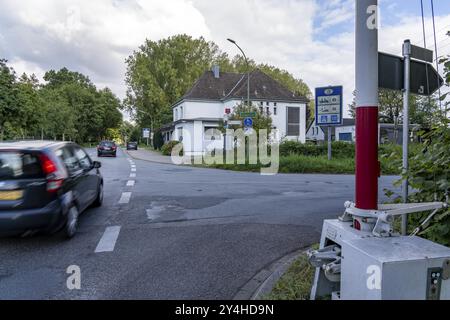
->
[101,141,115,147]
[0,151,44,180]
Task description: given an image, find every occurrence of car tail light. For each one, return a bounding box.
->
[40,153,57,175]
[40,153,63,193]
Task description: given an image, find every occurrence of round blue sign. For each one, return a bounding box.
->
[244,117,253,127]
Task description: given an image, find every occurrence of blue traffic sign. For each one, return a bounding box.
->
[315,86,343,126]
[243,117,253,128]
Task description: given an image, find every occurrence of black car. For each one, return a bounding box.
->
[126,141,138,150]
[0,141,103,238]
[97,141,117,157]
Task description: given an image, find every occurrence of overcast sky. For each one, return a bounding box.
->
[1,0,450,116]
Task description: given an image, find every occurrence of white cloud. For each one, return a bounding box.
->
[0,0,209,98]
[0,0,449,119]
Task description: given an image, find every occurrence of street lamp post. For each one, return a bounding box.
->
[227,38,250,107]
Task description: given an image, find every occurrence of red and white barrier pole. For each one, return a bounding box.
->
[355,0,379,210]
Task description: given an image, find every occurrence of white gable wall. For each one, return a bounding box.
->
[174,101,224,120]
[172,99,307,155]
[306,123,326,141]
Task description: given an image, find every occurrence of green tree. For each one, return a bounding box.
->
[224,102,273,135]
[125,35,312,129]
[125,35,222,129]
[386,40,450,245]
[0,59,20,140]
[16,73,45,139]
[348,88,440,130]
[43,68,122,142]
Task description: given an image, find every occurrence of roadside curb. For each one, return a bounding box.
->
[233,247,308,300]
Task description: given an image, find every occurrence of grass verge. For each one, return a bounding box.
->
[200,155,399,175]
[263,248,317,300]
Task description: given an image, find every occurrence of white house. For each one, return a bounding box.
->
[306,118,356,142]
[305,121,326,142]
[307,117,421,144]
[165,66,309,156]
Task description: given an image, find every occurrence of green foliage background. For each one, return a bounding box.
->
[124,34,312,130]
[0,61,123,143]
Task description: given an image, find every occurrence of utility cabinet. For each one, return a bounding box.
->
[341,236,450,300]
[310,219,450,300]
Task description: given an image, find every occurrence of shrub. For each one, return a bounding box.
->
[279,155,355,174]
[279,140,355,158]
[161,140,183,156]
[153,130,164,150]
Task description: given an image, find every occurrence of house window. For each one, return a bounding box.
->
[259,107,263,114]
[287,107,300,136]
[274,107,277,115]
[274,102,277,106]
[266,101,270,106]
[260,101,264,106]
[266,107,270,115]
[204,127,221,141]
[339,132,353,142]
[180,106,183,119]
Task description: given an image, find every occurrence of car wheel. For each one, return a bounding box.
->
[65,205,79,239]
[97,153,101,157]
[92,183,103,207]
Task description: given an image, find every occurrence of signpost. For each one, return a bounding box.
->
[315,86,343,160]
[378,51,443,95]
[243,117,253,128]
[379,41,444,235]
[143,128,150,146]
[228,120,242,126]
[239,112,257,118]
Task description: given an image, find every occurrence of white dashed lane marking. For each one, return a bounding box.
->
[118,192,132,204]
[131,168,136,172]
[95,226,121,253]
[130,173,136,178]
[126,180,135,187]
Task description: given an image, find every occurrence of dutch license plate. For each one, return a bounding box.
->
[0,190,23,201]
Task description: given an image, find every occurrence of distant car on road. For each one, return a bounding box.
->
[0,141,103,238]
[97,141,117,157]
[126,141,138,150]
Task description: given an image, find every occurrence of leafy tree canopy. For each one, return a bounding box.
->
[125,35,311,129]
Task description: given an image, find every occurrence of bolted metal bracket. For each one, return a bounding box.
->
[339,201,446,238]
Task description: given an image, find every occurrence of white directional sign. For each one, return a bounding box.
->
[142,128,150,138]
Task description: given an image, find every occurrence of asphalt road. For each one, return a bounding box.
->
[0,148,398,299]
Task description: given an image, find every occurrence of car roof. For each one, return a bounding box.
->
[0,140,69,151]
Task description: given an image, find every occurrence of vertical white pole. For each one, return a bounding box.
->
[402,39,411,235]
[355,0,379,210]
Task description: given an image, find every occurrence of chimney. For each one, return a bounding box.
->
[212,65,220,78]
